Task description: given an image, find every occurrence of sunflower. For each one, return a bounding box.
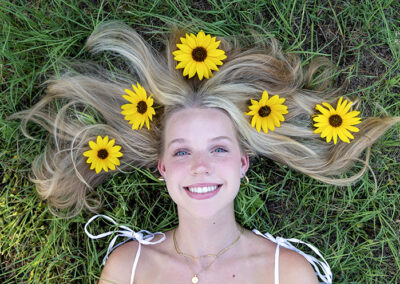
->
[245,91,288,133]
[313,97,362,144]
[121,82,156,130]
[83,136,123,174]
[172,30,227,80]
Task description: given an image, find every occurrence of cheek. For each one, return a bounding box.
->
[220,156,242,172]
[165,159,184,171]
[164,170,185,205]
[163,160,187,183]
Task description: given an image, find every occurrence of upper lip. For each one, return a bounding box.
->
[184,183,221,188]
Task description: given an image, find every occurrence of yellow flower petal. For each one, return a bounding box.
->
[322,102,335,113]
[344,125,360,132]
[314,128,322,134]
[102,161,109,172]
[342,101,353,114]
[174,54,191,61]
[204,59,219,71]
[189,62,197,78]
[250,99,259,105]
[271,114,281,127]
[88,141,97,150]
[336,97,345,113]
[197,63,204,80]
[202,34,211,47]
[95,164,102,174]
[251,115,257,127]
[268,119,275,132]
[321,127,331,139]
[337,128,350,143]
[342,128,354,140]
[176,43,192,53]
[197,30,205,43]
[256,118,262,132]
[208,39,220,50]
[182,61,192,76]
[344,111,361,118]
[186,35,196,48]
[107,139,115,148]
[207,49,225,57]
[314,122,329,128]
[332,128,338,144]
[176,60,191,70]
[313,115,328,123]
[315,104,330,116]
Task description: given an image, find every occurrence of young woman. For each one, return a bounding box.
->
[18,21,399,283]
[94,107,320,284]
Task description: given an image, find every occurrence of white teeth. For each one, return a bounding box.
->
[187,185,219,194]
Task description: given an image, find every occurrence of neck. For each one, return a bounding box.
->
[174,204,242,257]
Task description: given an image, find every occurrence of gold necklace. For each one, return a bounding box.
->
[173,226,244,284]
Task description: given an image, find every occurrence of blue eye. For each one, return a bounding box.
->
[214,147,228,153]
[174,150,188,156]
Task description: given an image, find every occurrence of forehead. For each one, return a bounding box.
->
[164,108,237,142]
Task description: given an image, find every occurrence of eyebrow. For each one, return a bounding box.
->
[167,136,233,149]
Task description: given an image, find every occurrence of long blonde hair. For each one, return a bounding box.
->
[15,22,399,216]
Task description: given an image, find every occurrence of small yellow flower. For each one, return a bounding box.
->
[245,91,288,133]
[83,136,123,174]
[121,83,156,130]
[173,30,227,80]
[313,97,362,144]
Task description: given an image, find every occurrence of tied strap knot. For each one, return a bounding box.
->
[274,236,287,246]
[84,214,166,265]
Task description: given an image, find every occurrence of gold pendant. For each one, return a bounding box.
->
[192,275,199,283]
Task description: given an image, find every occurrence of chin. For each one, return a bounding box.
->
[181,201,235,220]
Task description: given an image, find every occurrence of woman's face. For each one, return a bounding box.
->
[158,107,249,218]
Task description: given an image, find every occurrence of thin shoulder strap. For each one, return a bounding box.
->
[252,229,332,284]
[85,214,166,284]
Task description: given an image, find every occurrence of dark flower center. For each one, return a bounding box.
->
[137,101,148,114]
[329,114,343,127]
[97,149,109,159]
[258,106,271,117]
[192,47,207,62]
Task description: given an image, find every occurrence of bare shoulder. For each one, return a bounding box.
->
[99,241,139,284]
[247,230,318,283]
[279,246,318,284]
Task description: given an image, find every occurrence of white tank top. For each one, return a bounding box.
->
[85,215,332,284]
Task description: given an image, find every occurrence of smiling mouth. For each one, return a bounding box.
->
[184,185,222,194]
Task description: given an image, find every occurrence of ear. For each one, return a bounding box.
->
[158,158,166,178]
[240,153,250,178]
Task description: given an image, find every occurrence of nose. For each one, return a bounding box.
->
[190,152,212,175]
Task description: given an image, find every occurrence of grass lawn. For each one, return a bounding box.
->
[1,0,400,283]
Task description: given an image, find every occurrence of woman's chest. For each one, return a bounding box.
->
[135,250,275,284]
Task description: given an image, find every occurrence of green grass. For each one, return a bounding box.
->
[1,0,400,283]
